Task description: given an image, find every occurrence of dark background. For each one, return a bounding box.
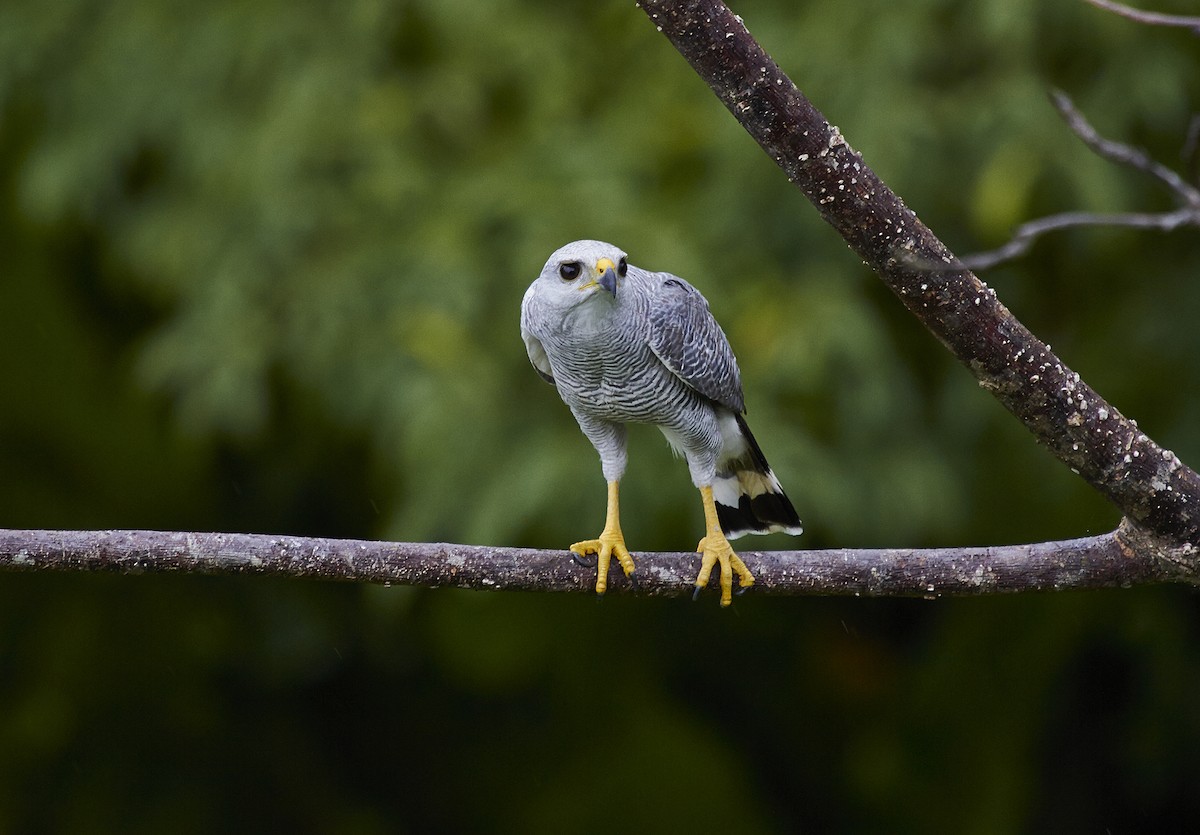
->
[2,0,1199,831]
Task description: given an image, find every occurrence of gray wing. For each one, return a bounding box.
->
[520,286,555,385]
[522,329,555,385]
[645,271,745,413]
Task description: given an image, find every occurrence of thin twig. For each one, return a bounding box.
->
[960,207,1200,271]
[1050,89,1200,208]
[1082,0,1200,34]
[1182,114,1200,183]
[957,90,1200,269]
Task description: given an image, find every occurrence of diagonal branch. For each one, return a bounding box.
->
[635,0,1200,549]
[0,525,1194,598]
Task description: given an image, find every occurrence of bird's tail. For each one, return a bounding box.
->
[713,414,803,540]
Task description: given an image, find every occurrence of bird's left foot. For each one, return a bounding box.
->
[693,532,755,606]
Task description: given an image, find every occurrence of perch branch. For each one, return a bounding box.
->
[1,524,1194,598]
[635,0,1200,549]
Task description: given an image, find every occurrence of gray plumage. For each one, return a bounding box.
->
[521,240,802,539]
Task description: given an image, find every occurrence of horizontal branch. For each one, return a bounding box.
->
[1,525,1195,599]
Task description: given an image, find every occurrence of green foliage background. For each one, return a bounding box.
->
[2,0,1200,830]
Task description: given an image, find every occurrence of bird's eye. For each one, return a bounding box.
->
[559,262,582,281]
[617,257,628,278]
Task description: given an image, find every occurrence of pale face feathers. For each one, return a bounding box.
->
[528,239,630,314]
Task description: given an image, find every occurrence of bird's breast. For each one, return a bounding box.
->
[546,332,694,424]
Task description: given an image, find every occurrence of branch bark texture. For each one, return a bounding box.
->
[0,526,1190,599]
[636,0,1200,549]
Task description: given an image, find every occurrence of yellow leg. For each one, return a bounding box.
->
[570,480,636,596]
[694,485,755,606]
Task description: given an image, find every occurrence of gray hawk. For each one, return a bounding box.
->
[521,240,803,605]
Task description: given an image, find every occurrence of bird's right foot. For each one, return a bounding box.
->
[570,530,636,596]
[570,551,597,569]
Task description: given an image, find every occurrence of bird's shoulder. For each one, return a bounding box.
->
[628,268,706,304]
[638,267,745,413]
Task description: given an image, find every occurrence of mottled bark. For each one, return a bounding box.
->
[636,0,1200,552]
[0,524,1191,599]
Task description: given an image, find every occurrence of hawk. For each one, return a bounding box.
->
[521,240,803,605]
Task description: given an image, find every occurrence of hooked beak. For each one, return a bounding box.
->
[595,258,618,297]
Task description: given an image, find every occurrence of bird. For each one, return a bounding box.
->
[520,239,802,605]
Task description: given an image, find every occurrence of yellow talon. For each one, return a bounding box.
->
[571,533,634,595]
[693,485,755,606]
[571,481,636,595]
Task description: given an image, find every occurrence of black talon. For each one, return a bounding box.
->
[626,571,639,591]
[692,585,703,602]
[571,552,597,569]
[734,585,749,597]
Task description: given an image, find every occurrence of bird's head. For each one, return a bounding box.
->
[532,240,629,311]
